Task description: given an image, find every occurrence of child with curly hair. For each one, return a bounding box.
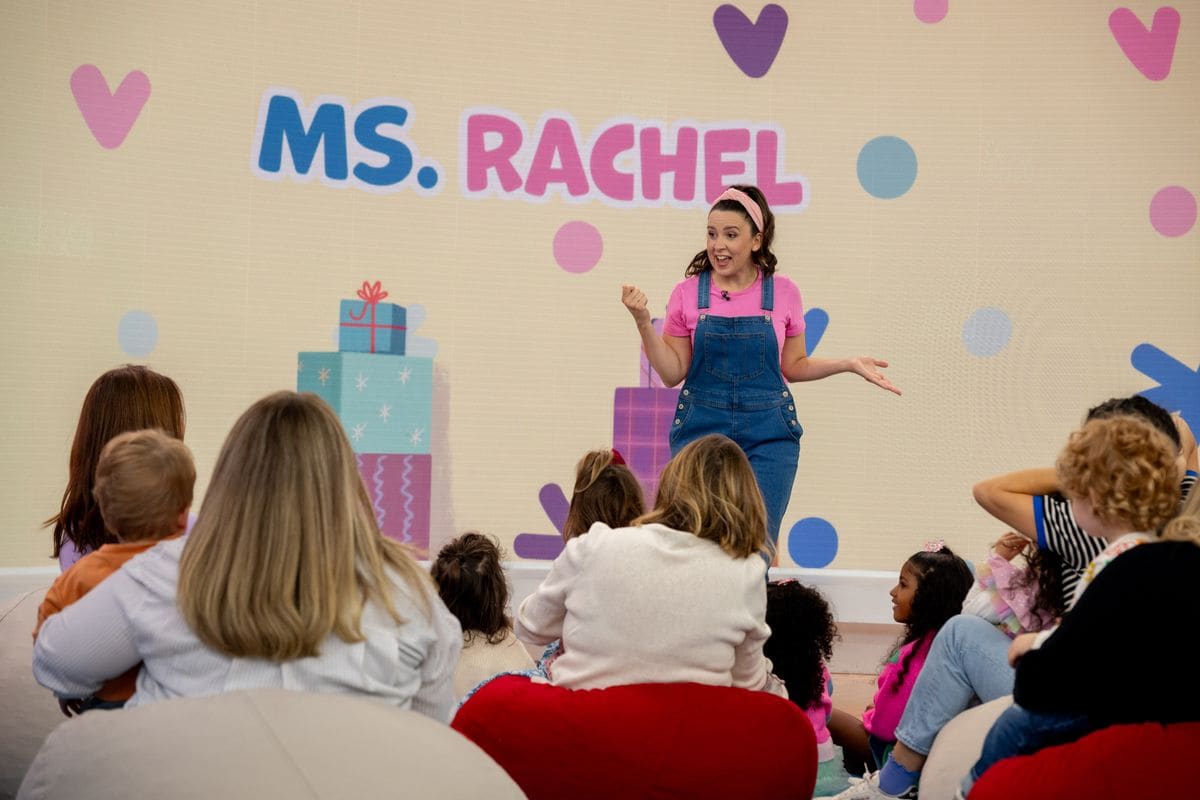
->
[432,532,535,698]
[960,532,1064,639]
[829,544,973,781]
[765,580,849,794]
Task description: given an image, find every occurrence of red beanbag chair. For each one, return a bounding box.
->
[452,676,817,800]
[969,721,1200,800]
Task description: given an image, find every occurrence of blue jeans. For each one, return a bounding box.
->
[893,615,1015,755]
[961,704,1091,795]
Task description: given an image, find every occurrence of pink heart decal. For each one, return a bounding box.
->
[1108,6,1180,81]
[70,65,151,149]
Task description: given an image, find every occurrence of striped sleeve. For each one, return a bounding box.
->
[1036,493,1105,606]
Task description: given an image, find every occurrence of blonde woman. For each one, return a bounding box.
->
[33,392,461,720]
[515,434,782,695]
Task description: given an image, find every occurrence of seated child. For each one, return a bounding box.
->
[431,532,534,698]
[34,428,194,714]
[962,414,1187,796]
[765,580,851,795]
[562,449,645,541]
[829,543,973,776]
[960,532,1063,638]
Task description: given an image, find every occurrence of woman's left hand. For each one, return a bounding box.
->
[851,356,901,396]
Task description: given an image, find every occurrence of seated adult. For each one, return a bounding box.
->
[32,391,461,720]
[822,396,1193,799]
[46,365,186,570]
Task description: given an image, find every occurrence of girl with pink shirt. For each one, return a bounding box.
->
[829,544,972,776]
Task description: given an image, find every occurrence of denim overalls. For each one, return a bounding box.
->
[668,270,803,548]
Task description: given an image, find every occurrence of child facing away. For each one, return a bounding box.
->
[431,532,535,698]
[829,543,973,776]
[34,428,195,714]
[515,434,784,696]
[561,449,645,541]
[960,532,1064,638]
[765,580,851,794]
[961,414,1186,796]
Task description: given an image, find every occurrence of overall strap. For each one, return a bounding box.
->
[697,270,711,310]
[761,273,774,311]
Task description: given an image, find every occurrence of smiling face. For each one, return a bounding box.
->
[706,209,762,287]
[890,562,919,624]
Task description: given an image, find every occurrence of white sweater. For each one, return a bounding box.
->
[515,522,774,692]
[32,537,463,722]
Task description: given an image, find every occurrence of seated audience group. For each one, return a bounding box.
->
[27,365,1200,799]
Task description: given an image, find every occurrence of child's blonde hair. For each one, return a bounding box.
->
[178,391,433,661]
[562,449,645,540]
[92,429,195,542]
[634,434,767,558]
[1056,415,1182,533]
[1162,484,1200,544]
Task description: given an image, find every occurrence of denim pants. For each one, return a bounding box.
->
[670,271,802,549]
[961,704,1091,795]
[893,615,1016,755]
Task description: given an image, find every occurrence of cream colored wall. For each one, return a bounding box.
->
[1,1,1196,569]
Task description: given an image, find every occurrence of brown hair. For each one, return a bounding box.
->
[177,391,432,661]
[562,450,645,540]
[46,365,186,558]
[431,532,510,644]
[1056,415,1182,534]
[1162,484,1200,544]
[634,434,768,559]
[684,184,778,278]
[93,429,195,542]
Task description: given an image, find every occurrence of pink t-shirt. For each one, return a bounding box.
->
[861,633,934,743]
[663,272,806,363]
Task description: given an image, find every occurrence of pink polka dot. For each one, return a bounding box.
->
[553,221,603,273]
[1149,186,1197,237]
[914,0,948,24]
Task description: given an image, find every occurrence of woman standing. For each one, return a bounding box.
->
[622,185,899,549]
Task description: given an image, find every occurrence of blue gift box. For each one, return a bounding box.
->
[339,298,406,355]
[298,352,432,454]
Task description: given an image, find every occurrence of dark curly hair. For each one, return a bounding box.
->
[764,581,839,709]
[1010,546,1066,625]
[889,546,973,690]
[431,532,511,644]
[684,184,778,278]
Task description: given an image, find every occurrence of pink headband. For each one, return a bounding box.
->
[714,187,764,232]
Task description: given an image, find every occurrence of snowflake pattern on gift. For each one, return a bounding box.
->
[318,367,331,386]
[355,372,369,391]
[398,366,412,384]
[379,403,392,422]
[352,423,366,442]
[409,428,424,446]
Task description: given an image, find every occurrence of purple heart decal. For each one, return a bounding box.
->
[713,4,789,79]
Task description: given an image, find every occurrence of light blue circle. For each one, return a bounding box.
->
[417,166,438,189]
[857,136,918,199]
[962,307,1012,357]
[117,310,158,356]
[786,517,839,568]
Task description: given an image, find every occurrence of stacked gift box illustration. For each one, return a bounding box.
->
[298,281,433,556]
[612,318,680,504]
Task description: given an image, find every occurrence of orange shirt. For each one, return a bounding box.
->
[35,536,180,701]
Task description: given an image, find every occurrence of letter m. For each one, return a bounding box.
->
[256,95,348,180]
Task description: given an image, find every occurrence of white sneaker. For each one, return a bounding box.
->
[815,770,918,799]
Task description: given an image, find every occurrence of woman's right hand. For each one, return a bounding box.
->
[621,284,652,328]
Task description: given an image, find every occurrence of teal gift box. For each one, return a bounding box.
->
[338,280,406,355]
[297,352,432,454]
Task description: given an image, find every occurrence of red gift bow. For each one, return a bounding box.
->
[350,280,389,320]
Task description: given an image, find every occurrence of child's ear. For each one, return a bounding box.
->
[175,506,191,534]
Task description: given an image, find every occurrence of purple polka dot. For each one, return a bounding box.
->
[914,0,948,24]
[553,221,603,273]
[1149,186,1196,237]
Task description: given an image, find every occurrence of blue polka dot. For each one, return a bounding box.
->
[786,517,839,568]
[417,166,438,189]
[962,307,1012,357]
[117,310,158,356]
[857,136,918,199]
